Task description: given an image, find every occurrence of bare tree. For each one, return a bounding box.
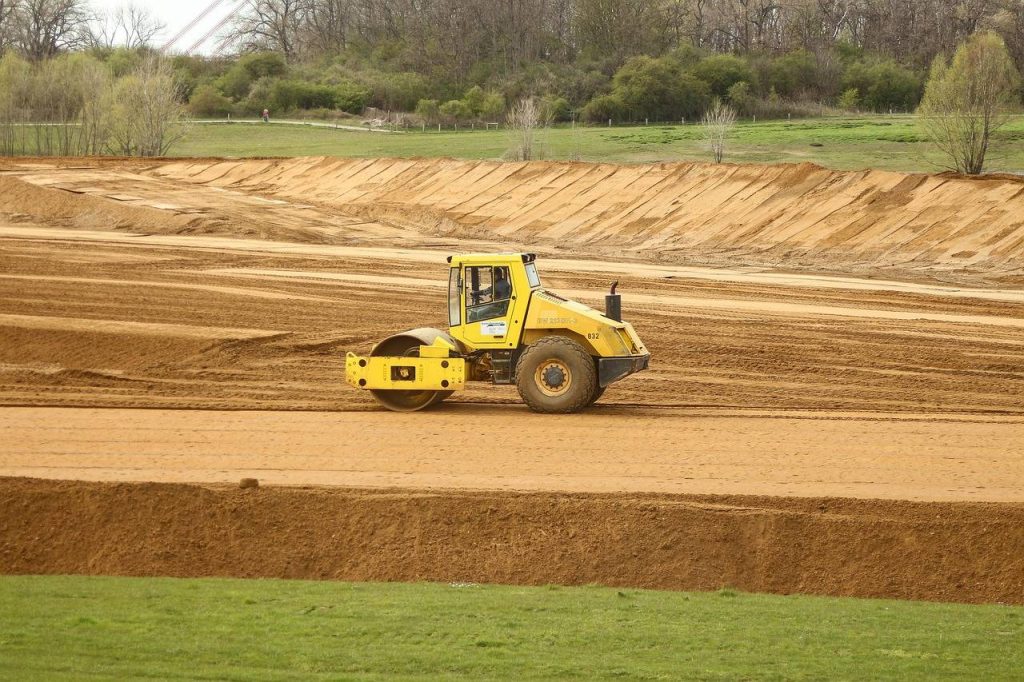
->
[702,97,737,163]
[507,96,540,161]
[304,0,351,54]
[0,0,20,53]
[13,0,90,60]
[89,3,165,49]
[232,0,309,60]
[917,31,1020,174]
[108,56,188,156]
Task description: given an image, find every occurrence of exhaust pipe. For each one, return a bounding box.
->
[605,280,621,322]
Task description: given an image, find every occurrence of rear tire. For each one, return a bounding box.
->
[515,336,598,414]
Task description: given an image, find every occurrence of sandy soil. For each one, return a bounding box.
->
[152,157,1024,283]
[1,157,1022,601]
[3,407,1022,502]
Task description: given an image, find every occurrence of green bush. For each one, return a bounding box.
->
[439,99,473,121]
[238,52,287,80]
[216,53,288,102]
[838,87,860,110]
[242,76,276,115]
[360,70,429,111]
[103,48,144,79]
[478,92,506,121]
[693,55,755,99]
[580,93,626,123]
[463,85,486,114]
[170,55,225,100]
[216,64,254,101]
[189,84,233,117]
[415,98,441,124]
[540,95,571,122]
[608,55,710,121]
[333,80,371,113]
[727,81,754,115]
[768,50,818,99]
[842,60,921,112]
[270,79,369,113]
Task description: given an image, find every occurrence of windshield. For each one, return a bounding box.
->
[525,263,541,288]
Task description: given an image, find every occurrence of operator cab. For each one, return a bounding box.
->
[447,253,541,350]
[466,265,512,322]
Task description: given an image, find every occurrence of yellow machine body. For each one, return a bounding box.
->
[519,290,647,358]
[346,253,650,412]
[346,339,466,392]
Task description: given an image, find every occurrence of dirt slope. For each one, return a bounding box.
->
[0,175,200,233]
[154,158,1024,282]
[3,478,1023,604]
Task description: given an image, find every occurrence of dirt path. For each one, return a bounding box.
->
[2,407,1022,502]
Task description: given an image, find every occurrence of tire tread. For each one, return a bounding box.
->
[515,336,597,414]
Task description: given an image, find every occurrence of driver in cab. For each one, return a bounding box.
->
[469,267,512,322]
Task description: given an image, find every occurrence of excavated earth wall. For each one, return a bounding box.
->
[154,158,1024,281]
[2,478,1023,605]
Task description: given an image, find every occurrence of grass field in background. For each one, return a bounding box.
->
[1,575,1021,680]
[173,115,1024,173]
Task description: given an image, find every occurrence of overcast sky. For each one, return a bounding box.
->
[90,0,240,53]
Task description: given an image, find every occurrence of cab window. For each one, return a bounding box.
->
[466,265,512,323]
[525,263,541,287]
[448,268,461,326]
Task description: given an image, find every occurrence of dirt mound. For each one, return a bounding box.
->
[2,477,1022,604]
[153,158,1024,280]
[0,175,198,233]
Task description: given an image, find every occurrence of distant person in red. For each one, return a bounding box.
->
[262,109,270,123]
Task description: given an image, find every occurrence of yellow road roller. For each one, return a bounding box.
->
[346,253,649,413]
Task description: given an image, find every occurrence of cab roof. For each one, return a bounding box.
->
[447,253,536,266]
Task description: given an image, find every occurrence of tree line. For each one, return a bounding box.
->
[3,2,1023,113]
[225,0,1024,72]
[198,0,1023,119]
[0,0,1021,166]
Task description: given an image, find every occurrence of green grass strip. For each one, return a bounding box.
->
[1,575,1021,680]
[169,115,1024,173]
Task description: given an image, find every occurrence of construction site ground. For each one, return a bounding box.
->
[1,157,1022,604]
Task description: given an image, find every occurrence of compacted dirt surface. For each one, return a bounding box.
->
[1,157,1022,603]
